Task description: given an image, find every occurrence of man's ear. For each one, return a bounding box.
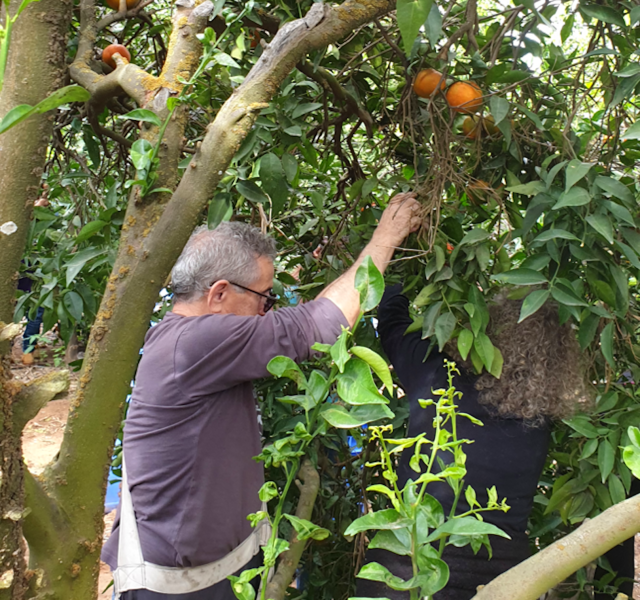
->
[206,280,230,313]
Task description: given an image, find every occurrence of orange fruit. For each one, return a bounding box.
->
[102,44,131,70]
[462,114,500,139]
[105,0,139,9]
[413,68,446,98]
[446,81,483,114]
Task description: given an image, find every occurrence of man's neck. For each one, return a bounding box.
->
[172,298,209,317]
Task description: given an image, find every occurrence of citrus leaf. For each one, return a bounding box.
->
[351,346,393,393]
[491,268,548,285]
[355,255,384,312]
[518,289,550,322]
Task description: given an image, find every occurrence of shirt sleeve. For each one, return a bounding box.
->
[175,298,348,396]
[377,285,442,396]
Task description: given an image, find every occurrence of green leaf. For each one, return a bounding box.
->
[565,160,594,191]
[368,530,411,556]
[130,139,154,172]
[561,12,575,42]
[457,329,473,360]
[355,255,384,312]
[518,289,550,322]
[267,356,307,387]
[330,329,350,373]
[337,358,388,405]
[622,445,640,479]
[491,268,548,286]
[213,51,240,68]
[505,181,546,196]
[397,0,434,54]
[236,180,268,203]
[76,220,108,243]
[291,102,323,119]
[284,515,330,541]
[600,322,615,368]
[351,346,393,392]
[65,247,106,287]
[281,154,298,184]
[459,228,490,246]
[597,440,615,483]
[628,426,640,448]
[0,85,90,135]
[578,313,600,350]
[603,201,635,227]
[531,229,580,244]
[552,187,591,209]
[425,516,510,543]
[489,347,503,378]
[474,332,494,371]
[425,2,443,47]
[550,286,587,307]
[579,4,626,27]
[596,176,634,205]
[608,474,626,504]
[489,96,510,125]
[434,311,456,351]
[258,481,278,502]
[345,509,413,536]
[563,415,599,438]
[586,214,614,244]
[119,108,163,127]
[321,403,394,428]
[208,196,232,229]
[259,153,288,215]
[63,291,83,322]
[622,120,640,140]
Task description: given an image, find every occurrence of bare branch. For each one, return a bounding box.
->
[13,371,70,435]
[265,459,320,600]
[473,493,640,600]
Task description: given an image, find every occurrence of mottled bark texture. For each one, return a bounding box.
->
[0,1,73,598]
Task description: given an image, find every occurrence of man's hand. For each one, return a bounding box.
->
[374,192,421,248]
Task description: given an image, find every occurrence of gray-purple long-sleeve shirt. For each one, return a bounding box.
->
[102,298,347,569]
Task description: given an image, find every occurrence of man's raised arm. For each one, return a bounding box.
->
[317,191,421,326]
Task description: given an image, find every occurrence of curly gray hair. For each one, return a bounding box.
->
[171,222,276,302]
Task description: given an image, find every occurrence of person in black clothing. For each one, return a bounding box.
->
[356,285,588,600]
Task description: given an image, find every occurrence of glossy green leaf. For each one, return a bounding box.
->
[351,346,393,392]
[459,228,490,246]
[435,311,456,351]
[586,214,614,244]
[600,322,615,368]
[284,515,330,541]
[565,160,594,191]
[320,403,393,429]
[337,358,388,405]
[267,356,307,388]
[578,313,600,350]
[397,0,434,53]
[260,153,288,215]
[474,332,494,371]
[76,220,108,243]
[552,187,591,209]
[491,268,548,286]
[597,440,615,483]
[236,180,268,204]
[63,291,83,322]
[532,229,579,244]
[425,516,510,542]
[580,4,626,27]
[489,96,510,125]
[518,289,550,322]
[355,255,384,312]
[457,329,473,360]
[330,329,350,373]
[368,530,412,556]
[596,176,634,205]
[344,509,413,536]
[65,247,107,286]
[550,286,587,307]
[119,108,163,127]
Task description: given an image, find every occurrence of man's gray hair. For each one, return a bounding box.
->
[171,222,277,302]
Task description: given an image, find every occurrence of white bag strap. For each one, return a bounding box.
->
[113,453,271,596]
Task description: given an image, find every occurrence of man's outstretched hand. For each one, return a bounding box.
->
[374,192,422,248]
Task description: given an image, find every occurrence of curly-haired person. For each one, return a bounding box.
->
[356,285,590,600]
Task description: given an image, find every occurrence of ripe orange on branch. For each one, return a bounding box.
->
[413,68,446,98]
[462,114,499,139]
[102,44,131,70]
[446,81,483,113]
[105,0,139,10]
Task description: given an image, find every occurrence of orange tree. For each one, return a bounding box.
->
[1,0,640,598]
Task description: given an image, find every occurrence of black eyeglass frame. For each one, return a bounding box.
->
[227,281,279,312]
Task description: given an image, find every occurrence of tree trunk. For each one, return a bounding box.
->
[0,1,73,598]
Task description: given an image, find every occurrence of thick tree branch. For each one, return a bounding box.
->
[12,371,69,435]
[473,493,640,600]
[265,459,320,600]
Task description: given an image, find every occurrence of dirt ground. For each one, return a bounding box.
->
[14,338,640,600]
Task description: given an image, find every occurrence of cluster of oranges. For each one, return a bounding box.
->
[412,68,500,141]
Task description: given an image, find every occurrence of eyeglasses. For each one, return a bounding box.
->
[228,281,279,312]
